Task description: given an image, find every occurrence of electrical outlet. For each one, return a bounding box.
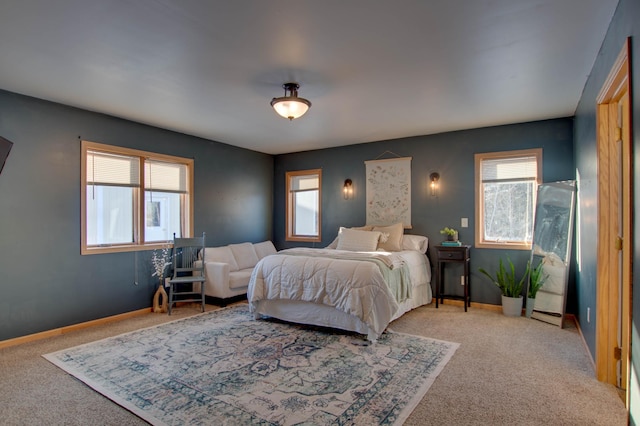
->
[461,276,465,285]
[461,217,468,228]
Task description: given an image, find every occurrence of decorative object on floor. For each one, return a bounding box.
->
[365,155,412,227]
[479,257,527,317]
[151,245,172,313]
[270,82,311,120]
[44,305,458,426]
[152,285,168,314]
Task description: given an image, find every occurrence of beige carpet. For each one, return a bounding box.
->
[0,302,628,425]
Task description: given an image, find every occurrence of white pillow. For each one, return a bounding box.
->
[402,235,429,252]
[326,225,373,249]
[336,228,381,252]
[372,222,404,251]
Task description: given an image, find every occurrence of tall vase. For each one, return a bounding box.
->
[153,279,168,313]
[501,295,523,317]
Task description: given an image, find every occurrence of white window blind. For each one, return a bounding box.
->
[481,156,537,183]
[145,160,188,193]
[86,150,140,187]
[290,174,319,192]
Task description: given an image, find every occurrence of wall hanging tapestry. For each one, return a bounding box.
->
[44,305,458,426]
[365,156,412,228]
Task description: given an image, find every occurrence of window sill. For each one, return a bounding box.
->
[81,242,173,255]
[474,241,532,251]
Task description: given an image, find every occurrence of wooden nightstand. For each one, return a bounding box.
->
[435,244,471,311]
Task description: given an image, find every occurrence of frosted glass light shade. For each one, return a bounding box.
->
[270,83,312,120]
[271,98,310,120]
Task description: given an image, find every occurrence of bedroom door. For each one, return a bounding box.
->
[595,38,632,403]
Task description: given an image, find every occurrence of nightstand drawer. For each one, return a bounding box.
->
[437,249,464,260]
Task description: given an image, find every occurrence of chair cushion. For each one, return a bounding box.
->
[229,242,260,270]
[254,240,277,259]
[204,246,239,272]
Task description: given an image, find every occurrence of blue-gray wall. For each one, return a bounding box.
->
[0,89,273,341]
[573,0,639,420]
[274,118,575,306]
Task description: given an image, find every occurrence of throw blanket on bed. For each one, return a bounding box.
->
[248,248,411,337]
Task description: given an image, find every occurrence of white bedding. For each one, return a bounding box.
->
[248,247,432,341]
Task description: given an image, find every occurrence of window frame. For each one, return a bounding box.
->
[474,148,542,250]
[285,168,322,243]
[81,140,194,255]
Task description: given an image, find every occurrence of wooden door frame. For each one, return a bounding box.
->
[595,38,632,398]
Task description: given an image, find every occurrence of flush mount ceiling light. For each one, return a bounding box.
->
[270,82,312,120]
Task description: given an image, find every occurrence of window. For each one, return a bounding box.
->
[81,141,193,254]
[286,169,322,242]
[475,148,542,250]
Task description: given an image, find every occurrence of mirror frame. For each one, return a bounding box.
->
[527,180,576,328]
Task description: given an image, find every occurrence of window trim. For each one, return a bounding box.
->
[81,140,194,255]
[474,148,542,250]
[285,168,322,243]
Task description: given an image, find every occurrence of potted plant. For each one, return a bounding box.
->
[479,258,527,316]
[525,260,548,318]
[440,227,459,241]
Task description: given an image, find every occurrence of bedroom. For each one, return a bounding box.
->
[1,0,640,422]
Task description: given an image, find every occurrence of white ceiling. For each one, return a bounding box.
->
[0,1,619,155]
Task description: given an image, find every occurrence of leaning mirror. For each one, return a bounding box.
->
[527,180,576,327]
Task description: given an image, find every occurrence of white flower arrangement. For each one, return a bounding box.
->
[151,246,172,279]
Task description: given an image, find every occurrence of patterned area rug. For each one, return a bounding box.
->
[44,305,458,425]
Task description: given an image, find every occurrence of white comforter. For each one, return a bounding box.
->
[248,248,426,337]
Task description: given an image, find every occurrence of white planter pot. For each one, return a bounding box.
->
[501,295,523,317]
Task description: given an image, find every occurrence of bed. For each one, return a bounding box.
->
[247,225,432,341]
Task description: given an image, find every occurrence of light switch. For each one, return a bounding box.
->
[461,218,468,228]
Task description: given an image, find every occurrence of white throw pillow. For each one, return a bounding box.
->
[372,222,404,251]
[336,228,381,252]
[326,225,373,249]
[402,234,429,252]
[254,240,277,259]
[229,242,260,270]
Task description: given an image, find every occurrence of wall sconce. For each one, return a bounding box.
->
[429,172,440,197]
[343,179,353,199]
